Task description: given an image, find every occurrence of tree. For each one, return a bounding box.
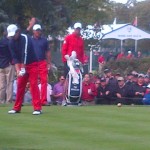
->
[0,0,112,35]
[0,1,9,37]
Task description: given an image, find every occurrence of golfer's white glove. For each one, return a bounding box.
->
[18,68,26,76]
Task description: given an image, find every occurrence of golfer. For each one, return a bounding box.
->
[7,24,42,115]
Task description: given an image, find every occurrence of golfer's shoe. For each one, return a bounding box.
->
[32,110,42,115]
[8,110,20,114]
[78,103,82,106]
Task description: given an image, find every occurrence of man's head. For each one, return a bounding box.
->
[137,73,144,84]
[128,51,132,54]
[33,24,42,38]
[95,79,101,88]
[100,77,106,87]
[127,73,133,80]
[117,77,125,87]
[84,74,90,83]
[59,75,65,85]
[74,22,82,35]
[7,24,20,40]
[137,51,141,56]
[144,75,150,84]
[104,68,112,77]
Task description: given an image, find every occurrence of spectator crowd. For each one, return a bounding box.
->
[9,67,150,107]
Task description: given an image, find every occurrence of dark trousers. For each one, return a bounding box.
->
[64,62,69,78]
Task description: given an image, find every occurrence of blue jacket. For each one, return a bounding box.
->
[0,36,12,68]
[9,34,37,64]
[142,92,150,105]
[31,36,49,61]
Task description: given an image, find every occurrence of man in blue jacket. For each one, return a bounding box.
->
[31,24,51,106]
[0,27,15,104]
[7,24,41,115]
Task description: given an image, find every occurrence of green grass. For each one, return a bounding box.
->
[0,105,150,150]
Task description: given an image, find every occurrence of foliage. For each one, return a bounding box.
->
[0,1,9,37]
[0,0,150,50]
[0,0,111,36]
[104,57,150,75]
[62,0,111,25]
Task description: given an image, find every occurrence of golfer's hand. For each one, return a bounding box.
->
[47,63,51,71]
[18,68,26,76]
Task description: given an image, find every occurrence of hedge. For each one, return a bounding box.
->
[103,57,150,75]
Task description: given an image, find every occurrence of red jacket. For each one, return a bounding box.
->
[117,53,125,60]
[61,32,84,63]
[98,55,105,64]
[81,82,97,101]
[126,54,133,59]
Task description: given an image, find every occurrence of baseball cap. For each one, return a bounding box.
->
[138,73,144,78]
[117,77,124,81]
[147,84,150,88]
[131,71,138,75]
[100,77,106,82]
[74,22,82,29]
[144,75,149,78]
[133,73,138,78]
[7,24,18,37]
[33,24,42,30]
[128,51,132,54]
[104,68,111,74]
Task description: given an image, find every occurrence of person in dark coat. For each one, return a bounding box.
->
[114,77,133,105]
[132,74,146,105]
[96,77,111,104]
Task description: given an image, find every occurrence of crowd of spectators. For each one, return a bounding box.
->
[11,67,150,106]
[104,50,144,62]
[97,50,144,76]
[91,68,150,106]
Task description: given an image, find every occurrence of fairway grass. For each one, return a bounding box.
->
[0,105,150,150]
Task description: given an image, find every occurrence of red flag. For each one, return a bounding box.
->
[133,16,137,26]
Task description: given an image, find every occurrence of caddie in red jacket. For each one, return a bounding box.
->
[61,22,84,77]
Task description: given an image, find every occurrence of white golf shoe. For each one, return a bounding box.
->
[8,110,20,114]
[32,110,42,115]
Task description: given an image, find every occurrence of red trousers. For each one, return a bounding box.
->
[37,60,48,105]
[13,62,41,111]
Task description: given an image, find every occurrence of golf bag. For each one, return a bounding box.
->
[64,51,83,105]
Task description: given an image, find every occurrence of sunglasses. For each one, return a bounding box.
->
[118,80,123,82]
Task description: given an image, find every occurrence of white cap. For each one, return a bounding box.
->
[74,22,82,29]
[147,84,150,88]
[128,51,132,54]
[117,77,124,81]
[7,24,18,37]
[33,24,42,30]
[138,73,144,78]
